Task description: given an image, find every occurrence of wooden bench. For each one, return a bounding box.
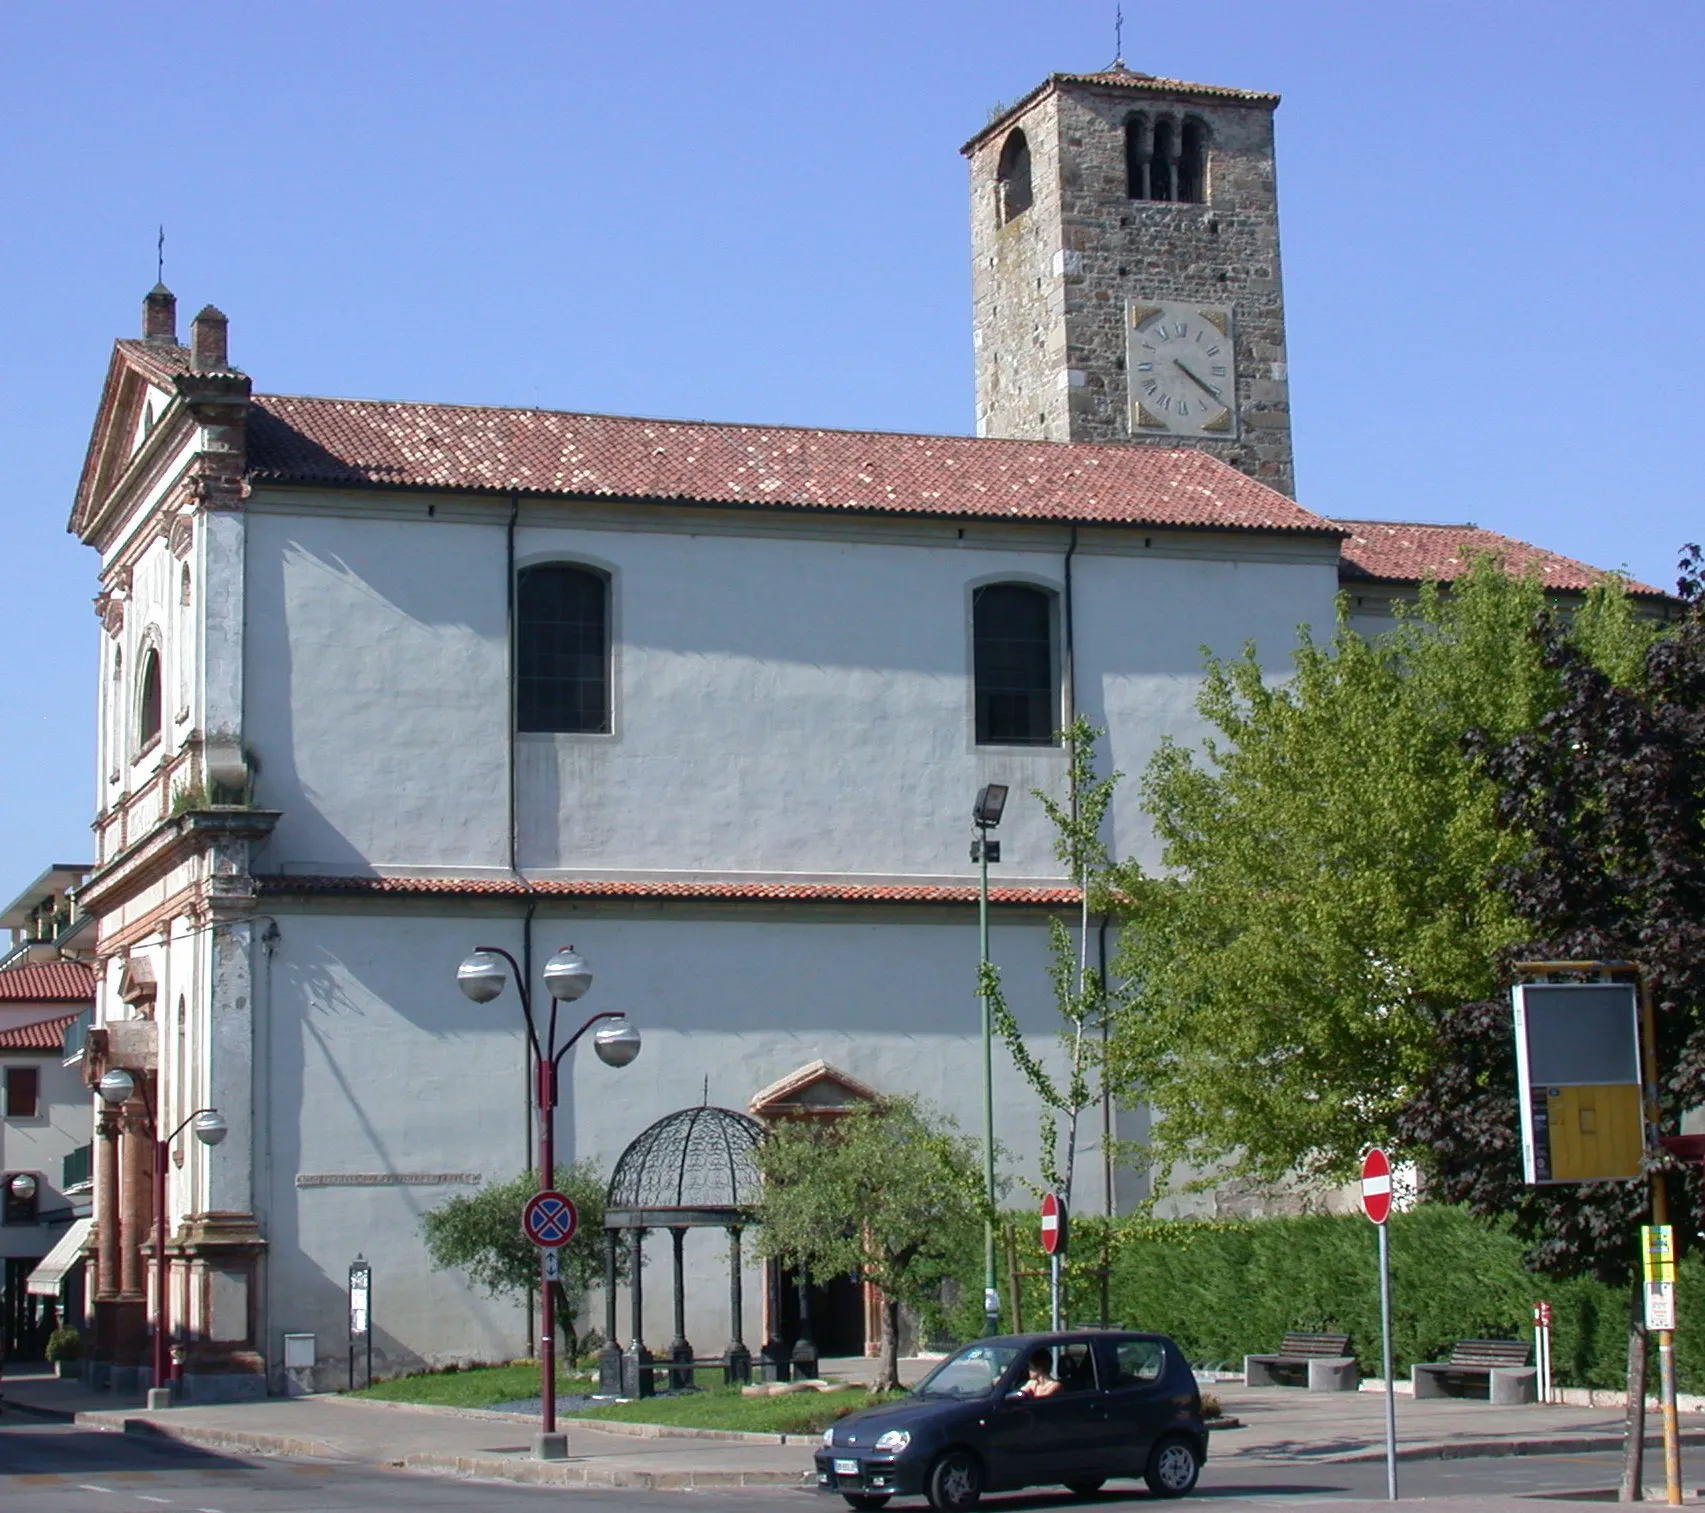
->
[1412,1339,1536,1404]
[1244,1331,1359,1392]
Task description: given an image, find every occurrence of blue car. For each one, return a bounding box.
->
[814,1330,1208,1510]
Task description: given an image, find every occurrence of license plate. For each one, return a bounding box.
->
[834,1459,859,1476]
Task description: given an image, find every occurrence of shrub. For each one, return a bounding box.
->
[942,1204,1693,1392]
[45,1326,82,1362]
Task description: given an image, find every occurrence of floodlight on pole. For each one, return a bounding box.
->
[973,784,1009,828]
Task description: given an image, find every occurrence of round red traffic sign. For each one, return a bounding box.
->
[1040,1192,1067,1256]
[522,1190,579,1248]
[1361,1149,1392,1225]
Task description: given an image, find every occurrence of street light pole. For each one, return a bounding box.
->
[972,784,1008,1337]
[457,945,640,1458]
[96,1070,225,1408]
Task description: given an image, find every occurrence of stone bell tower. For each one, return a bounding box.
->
[963,63,1295,497]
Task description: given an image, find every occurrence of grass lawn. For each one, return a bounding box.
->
[350,1362,590,1409]
[350,1362,896,1433]
[575,1383,898,1436]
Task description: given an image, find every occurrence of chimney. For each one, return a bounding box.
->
[142,283,177,344]
[190,305,229,372]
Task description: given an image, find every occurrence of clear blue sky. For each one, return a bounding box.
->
[2,0,1700,895]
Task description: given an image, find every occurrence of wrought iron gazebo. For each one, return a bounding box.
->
[599,1106,762,1396]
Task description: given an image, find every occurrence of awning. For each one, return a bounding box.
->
[27,1216,92,1296]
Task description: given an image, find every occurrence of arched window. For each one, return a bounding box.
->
[517,564,610,734]
[996,129,1033,225]
[1127,113,1208,204]
[973,583,1058,746]
[136,647,163,751]
[1177,117,1207,203]
[1150,117,1176,202]
[1124,112,1149,200]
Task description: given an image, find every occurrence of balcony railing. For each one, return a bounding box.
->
[62,1142,92,1191]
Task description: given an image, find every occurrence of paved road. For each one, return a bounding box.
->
[0,1420,768,1513]
[5,1416,1695,1510]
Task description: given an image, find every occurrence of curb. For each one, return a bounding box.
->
[1277,1429,1705,1466]
[401,1452,813,1489]
[78,1412,355,1464]
[1,1396,76,1424]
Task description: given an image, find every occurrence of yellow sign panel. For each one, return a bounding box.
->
[1643,1225,1676,1284]
[1542,1083,1645,1181]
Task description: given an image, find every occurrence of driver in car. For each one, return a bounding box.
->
[1016,1347,1062,1398]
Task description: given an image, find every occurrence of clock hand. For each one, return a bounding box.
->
[1172,358,1223,402]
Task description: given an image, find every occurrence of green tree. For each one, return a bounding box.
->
[983,716,1120,1211]
[420,1162,613,1364]
[754,1099,988,1392]
[1109,562,1656,1191]
[1400,546,1705,1282]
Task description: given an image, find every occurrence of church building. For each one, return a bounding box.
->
[64,63,1648,1397]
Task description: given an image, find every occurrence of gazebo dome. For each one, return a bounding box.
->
[605,1105,763,1228]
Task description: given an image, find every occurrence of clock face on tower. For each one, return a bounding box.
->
[1126,301,1238,438]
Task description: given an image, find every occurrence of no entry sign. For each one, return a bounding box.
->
[1040,1192,1067,1256]
[522,1190,579,1248]
[1361,1149,1392,1225]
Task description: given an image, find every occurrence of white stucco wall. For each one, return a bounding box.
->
[256,902,1107,1377]
[0,1042,90,1265]
[242,495,1340,883]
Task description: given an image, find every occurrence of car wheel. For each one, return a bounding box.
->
[1144,1434,1202,1498]
[926,1448,984,1511]
[842,1497,892,1511]
[1065,1478,1107,1497]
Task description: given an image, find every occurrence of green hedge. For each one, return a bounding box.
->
[937,1205,1697,1392]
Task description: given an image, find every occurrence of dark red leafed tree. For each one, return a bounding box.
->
[1399,546,1705,1282]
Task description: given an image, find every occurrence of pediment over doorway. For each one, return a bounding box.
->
[749,1059,880,1119]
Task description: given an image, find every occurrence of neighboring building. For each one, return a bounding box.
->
[0,867,96,1358]
[59,60,1653,1395]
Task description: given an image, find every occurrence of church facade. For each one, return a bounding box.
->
[65,64,1645,1397]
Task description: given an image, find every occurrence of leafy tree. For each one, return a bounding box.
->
[983,716,1120,1210]
[1399,546,1705,1282]
[1108,562,1657,1191]
[753,1099,987,1391]
[421,1161,614,1364]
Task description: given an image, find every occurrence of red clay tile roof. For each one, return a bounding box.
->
[963,64,1278,154]
[1333,519,1666,599]
[0,960,96,1002]
[244,396,1333,536]
[256,875,1080,906]
[0,1011,81,1051]
[114,338,194,386]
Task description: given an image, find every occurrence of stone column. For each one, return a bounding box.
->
[118,1105,153,1299]
[95,1111,122,1297]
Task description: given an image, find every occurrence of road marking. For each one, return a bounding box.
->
[137,1498,173,1505]
[77,1486,117,1494]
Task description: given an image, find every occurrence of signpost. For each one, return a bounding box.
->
[1040,1192,1067,1331]
[347,1255,372,1392]
[1361,1149,1398,1501]
[1533,1301,1553,1405]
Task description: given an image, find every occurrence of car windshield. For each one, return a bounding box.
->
[910,1342,1024,1400]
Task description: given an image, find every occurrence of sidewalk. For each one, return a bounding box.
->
[6,1365,1704,1491]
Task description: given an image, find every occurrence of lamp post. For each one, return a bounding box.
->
[972,783,1008,1336]
[457,945,640,1457]
[95,1068,226,1407]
